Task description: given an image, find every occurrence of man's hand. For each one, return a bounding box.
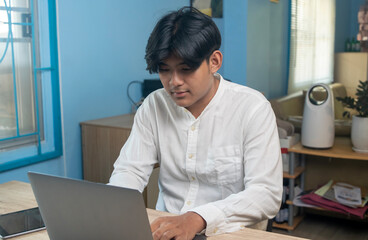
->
[150,211,206,240]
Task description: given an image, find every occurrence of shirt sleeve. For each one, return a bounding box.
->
[190,102,283,236]
[108,102,158,192]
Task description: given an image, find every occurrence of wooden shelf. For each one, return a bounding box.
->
[272,215,304,231]
[287,200,325,210]
[283,166,305,179]
[286,200,334,212]
[286,201,368,220]
[288,137,368,161]
[304,208,368,221]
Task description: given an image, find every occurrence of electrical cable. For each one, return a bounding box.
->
[127,81,143,112]
[0,0,11,63]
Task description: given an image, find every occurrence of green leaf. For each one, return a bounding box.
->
[336,80,368,117]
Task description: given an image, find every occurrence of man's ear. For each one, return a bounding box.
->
[209,50,223,73]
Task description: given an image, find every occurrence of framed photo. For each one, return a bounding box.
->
[190,0,223,18]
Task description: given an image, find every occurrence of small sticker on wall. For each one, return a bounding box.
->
[270,0,279,3]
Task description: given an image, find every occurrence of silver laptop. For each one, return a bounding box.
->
[28,172,153,240]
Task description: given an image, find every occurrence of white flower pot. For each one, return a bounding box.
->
[351,115,368,153]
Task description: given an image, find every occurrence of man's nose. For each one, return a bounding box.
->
[170,71,183,86]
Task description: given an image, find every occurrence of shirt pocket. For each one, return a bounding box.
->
[206,145,242,185]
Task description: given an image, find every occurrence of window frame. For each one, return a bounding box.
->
[0,0,62,172]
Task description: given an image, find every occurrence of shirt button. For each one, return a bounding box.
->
[191,176,196,181]
[191,125,196,131]
[186,201,191,205]
[188,154,193,159]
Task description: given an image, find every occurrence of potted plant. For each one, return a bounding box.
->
[336,80,368,152]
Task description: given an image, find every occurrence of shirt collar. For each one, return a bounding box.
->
[196,73,224,118]
[166,73,225,121]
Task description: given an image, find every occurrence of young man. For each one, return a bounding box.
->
[109,7,282,240]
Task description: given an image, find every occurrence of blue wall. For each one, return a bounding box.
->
[222,0,247,85]
[335,0,353,52]
[212,18,225,76]
[335,0,366,52]
[350,0,366,38]
[0,157,64,183]
[245,0,289,99]
[0,0,189,183]
[58,0,189,179]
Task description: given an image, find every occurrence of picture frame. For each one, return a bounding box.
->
[190,0,223,18]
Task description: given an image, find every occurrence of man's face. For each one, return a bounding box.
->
[158,53,221,117]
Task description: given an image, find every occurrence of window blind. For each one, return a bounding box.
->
[288,0,336,94]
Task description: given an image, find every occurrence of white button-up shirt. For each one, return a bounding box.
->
[109,74,283,236]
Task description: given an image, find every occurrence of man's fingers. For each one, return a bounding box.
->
[150,216,168,232]
[158,228,179,240]
[151,217,175,240]
[152,224,167,240]
[150,219,161,232]
[150,214,200,240]
[152,223,181,240]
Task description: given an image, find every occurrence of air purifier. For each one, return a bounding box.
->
[301,84,335,148]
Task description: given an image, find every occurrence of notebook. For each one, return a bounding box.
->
[28,172,153,240]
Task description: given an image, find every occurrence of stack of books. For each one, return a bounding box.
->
[294,180,368,219]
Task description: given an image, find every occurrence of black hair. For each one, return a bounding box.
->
[145,7,222,74]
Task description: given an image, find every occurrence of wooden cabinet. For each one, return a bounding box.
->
[81,114,134,183]
[80,114,159,208]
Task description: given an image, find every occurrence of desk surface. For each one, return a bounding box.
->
[289,137,368,161]
[0,181,306,240]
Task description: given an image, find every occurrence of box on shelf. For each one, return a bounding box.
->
[274,206,300,223]
[279,134,300,172]
[280,133,300,148]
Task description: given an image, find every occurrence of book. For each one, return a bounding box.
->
[314,180,368,208]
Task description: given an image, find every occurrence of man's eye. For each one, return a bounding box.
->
[159,68,169,72]
[182,67,192,71]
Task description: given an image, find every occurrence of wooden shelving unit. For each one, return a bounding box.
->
[274,137,368,231]
[273,151,306,231]
[283,166,305,179]
[272,215,304,231]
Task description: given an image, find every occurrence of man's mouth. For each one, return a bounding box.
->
[171,90,188,98]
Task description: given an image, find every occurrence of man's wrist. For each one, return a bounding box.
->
[196,229,206,235]
[187,211,206,234]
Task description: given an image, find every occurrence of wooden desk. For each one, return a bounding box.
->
[0,181,45,240]
[0,181,307,240]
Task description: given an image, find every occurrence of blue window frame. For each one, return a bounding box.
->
[0,0,62,172]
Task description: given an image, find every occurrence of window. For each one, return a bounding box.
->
[288,0,336,93]
[0,0,61,172]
